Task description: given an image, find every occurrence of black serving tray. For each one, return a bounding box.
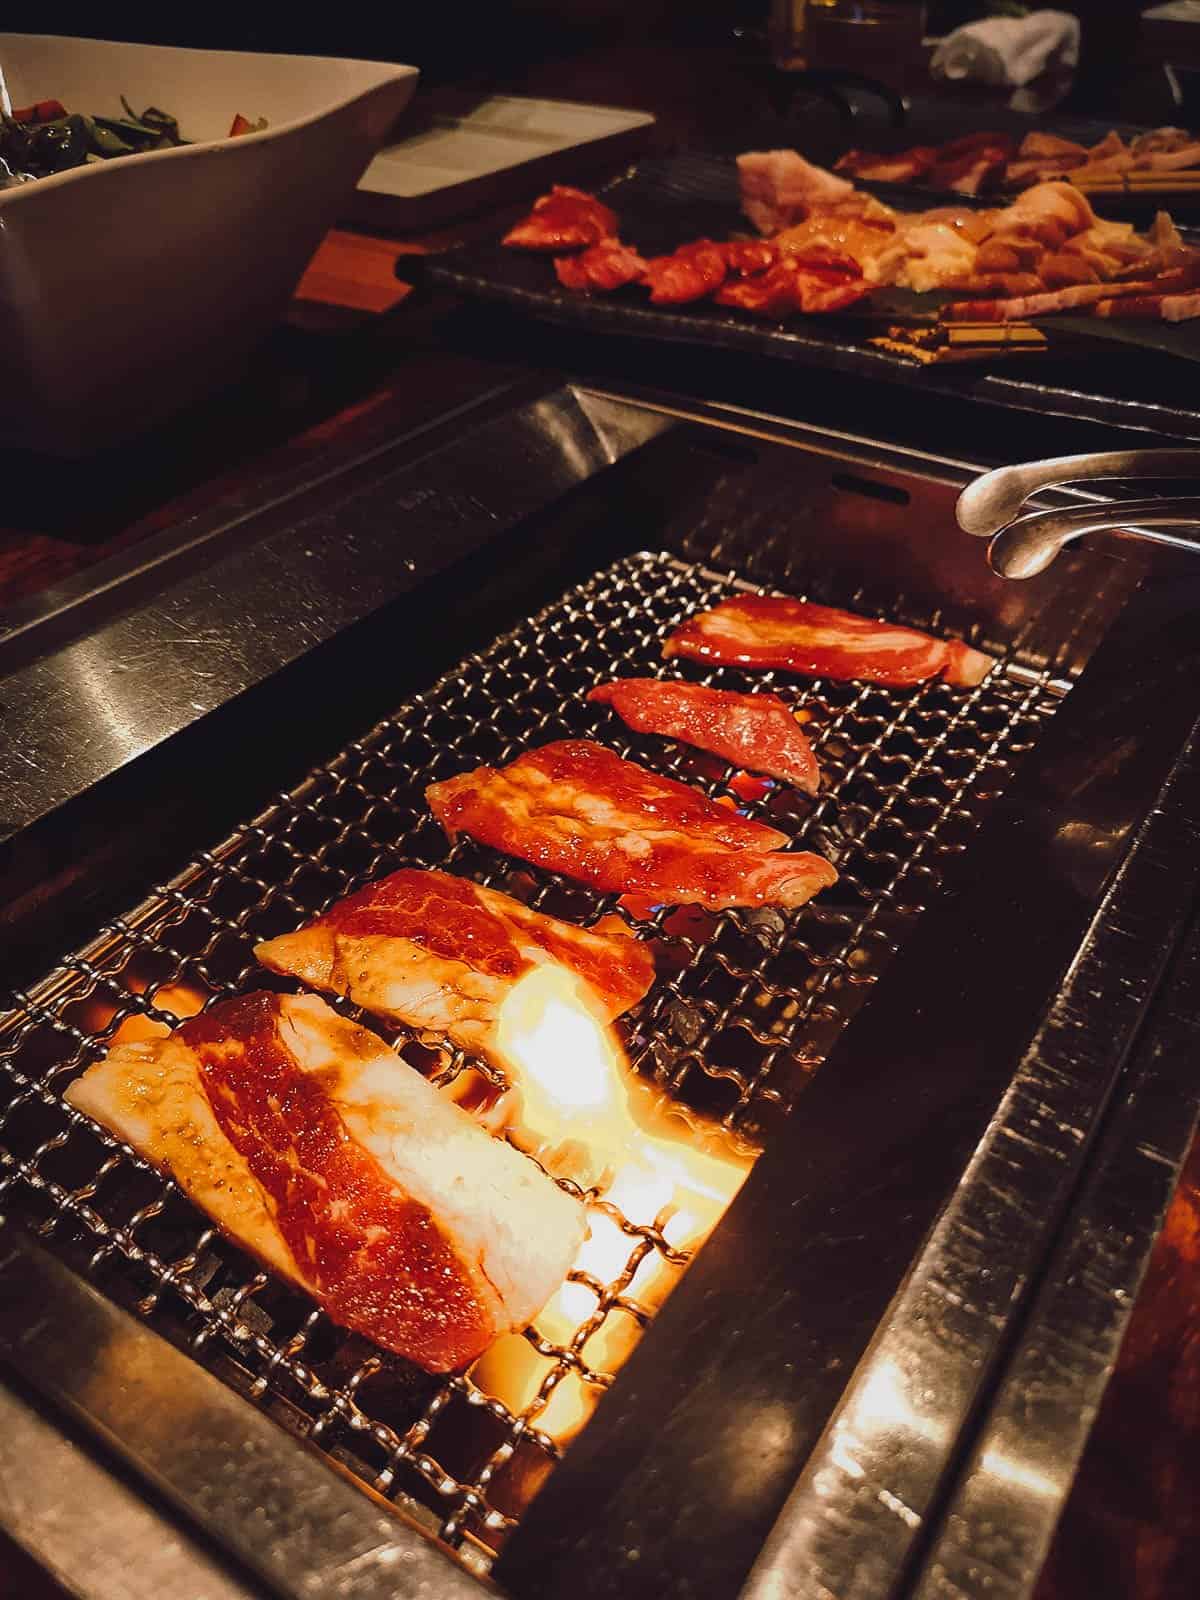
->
[425,150,1200,444]
[793,108,1200,221]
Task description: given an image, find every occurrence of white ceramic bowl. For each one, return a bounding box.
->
[0,34,417,453]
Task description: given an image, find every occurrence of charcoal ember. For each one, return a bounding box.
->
[638,1035,692,1083]
[211,1285,274,1338]
[352,1350,446,1417]
[806,816,856,862]
[175,1242,223,1294]
[742,907,788,952]
[665,996,705,1046]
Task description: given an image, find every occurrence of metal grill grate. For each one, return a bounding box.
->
[0,549,1065,1569]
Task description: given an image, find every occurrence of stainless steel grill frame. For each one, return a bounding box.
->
[3,384,1200,1600]
[0,540,1063,1565]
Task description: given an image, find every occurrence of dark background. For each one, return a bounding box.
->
[8,2,752,79]
[3,4,1150,100]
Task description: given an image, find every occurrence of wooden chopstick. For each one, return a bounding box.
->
[871,321,1048,363]
[943,323,1046,345]
[1071,172,1200,193]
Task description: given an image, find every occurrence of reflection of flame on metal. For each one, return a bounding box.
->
[472,964,751,1454]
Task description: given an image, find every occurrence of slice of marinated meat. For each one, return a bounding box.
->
[917,207,1002,246]
[663,595,993,688]
[1092,291,1200,322]
[588,678,820,795]
[773,211,900,284]
[944,259,1200,321]
[935,132,1014,162]
[737,150,857,235]
[928,135,1013,197]
[942,154,1007,196]
[1039,252,1100,288]
[1060,219,1152,277]
[426,740,837,917]
[1067,132,1136,186]
[256,867,654,1065]
[833,146,939,184]
[991,180,1096,248]
[65,992,585,1372]
[642,240,728,304]
[1127,129,1200,172]
[503,186,618,252]
[554,239,647,292]
[1141,210,1192,274]
[714,254,869,315]
[1006,156,1088,187]
[942,285,1106,320]
[974,239,1024,275]
[890,220,980,292]
[1006,132,1089,186]
[1143,144,1200,172]
[1017,131,1089,162]
[946,272,1046,297]
[720,238,779,275]
[1130,128,1194,158]
[1161,291,1200,322]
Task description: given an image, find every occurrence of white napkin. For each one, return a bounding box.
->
[931,10,1081,90]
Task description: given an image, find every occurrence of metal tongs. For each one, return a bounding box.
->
[957,449,1200,578]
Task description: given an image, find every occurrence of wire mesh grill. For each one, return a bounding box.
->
[0,549,1065,1570]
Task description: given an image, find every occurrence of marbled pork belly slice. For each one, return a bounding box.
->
[664,595,992,689]
[256,867,654,1064]
[426,739,836,917]
[65,992,585,1372]
[588,678,820,795]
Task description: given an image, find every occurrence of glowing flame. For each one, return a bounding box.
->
[494,963,649,1183]
[472,963,750,1446]
[104,980,210,1044]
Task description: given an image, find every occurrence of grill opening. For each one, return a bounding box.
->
[0,536,1068,1574]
